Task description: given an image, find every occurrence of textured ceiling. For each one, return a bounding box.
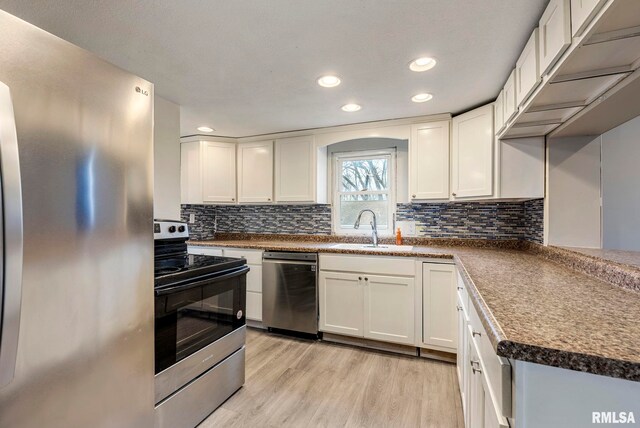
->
[0,0,548,137]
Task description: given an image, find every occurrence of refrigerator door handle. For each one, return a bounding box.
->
[0,81,24,388]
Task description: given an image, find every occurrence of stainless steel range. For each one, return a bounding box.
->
[153,220,247,428]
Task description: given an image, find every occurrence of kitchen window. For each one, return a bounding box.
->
[333,149,396,235]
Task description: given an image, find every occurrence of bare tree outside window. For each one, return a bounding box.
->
[335,152,394,231]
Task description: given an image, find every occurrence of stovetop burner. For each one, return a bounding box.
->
[154,254,247,288]
[154,266,183,276]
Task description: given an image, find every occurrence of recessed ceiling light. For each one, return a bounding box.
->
[341,103,361,112]
[409,57,437,72]
[197,126,214,132]
[411,93,433,103]
[317,75,341,88]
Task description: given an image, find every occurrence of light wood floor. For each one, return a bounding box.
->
[199,328,464,428]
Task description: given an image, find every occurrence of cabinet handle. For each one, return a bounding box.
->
[364,277,368,281]
[231,198,235,201]
[472,331,481,337]
[472,365,482,375]
[358,277,362,281]
[456,305,463,311]
[411,194,416,199]
[457,286,463,291]
[452,192,457,197]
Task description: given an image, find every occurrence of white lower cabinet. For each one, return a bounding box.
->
[187,246,264,321]
[458,274,511,428]
[364,274,415,345]
[422,263,457,351]
[318,271,364,337]
[468,332,486,428]
[318,255,415,346]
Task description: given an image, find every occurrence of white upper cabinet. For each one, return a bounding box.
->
[494,90,505,135]
[409,121,450,201]
[181,141,203,204]
[452,104,494,199]
[237,140,273,203]
[202,141,237,203]
[274,135,326,203]
[571,0,607,37]
[515,28,541,107]
[539,0,572,76]
[180,140,236,204]
[503,70,517,123]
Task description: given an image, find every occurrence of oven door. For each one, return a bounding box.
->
[154,266,248,377]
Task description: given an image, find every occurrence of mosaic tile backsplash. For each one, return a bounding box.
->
[182,199,544,242]
[182,204,332,240]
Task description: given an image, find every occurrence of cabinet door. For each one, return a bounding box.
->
[451,104,494,198]
[237,140,273,203]
[363,274,415,345]
[409,121,450,200]
[246,291,262,321]
[274,136,315,202]
[423,263,457,350]
[180,142,203,204]
[515,28,541,107]
[202,141,236,203]
[503,70,517,122]
[468,333,486,428]
[494,90,504,135]
[319,271,363,337]
[539,0,571,75]
[571,0,607,37]
[457,295,468,419]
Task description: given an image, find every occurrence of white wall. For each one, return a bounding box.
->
[602,115,640,251]
[153,96,181,220]
[546,136,601,248]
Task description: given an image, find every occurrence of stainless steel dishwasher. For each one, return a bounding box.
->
[262,252,318,335]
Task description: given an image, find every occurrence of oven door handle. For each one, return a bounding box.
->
[155,265,250,296]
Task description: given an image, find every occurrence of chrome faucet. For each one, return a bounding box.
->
[354,209,378,247]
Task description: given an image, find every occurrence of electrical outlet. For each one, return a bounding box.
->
[396,220,417,237]
[189,213,195,223]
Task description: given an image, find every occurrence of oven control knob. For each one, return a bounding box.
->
[178,226,186,232]
[168,226,176,233]
[236,310,243,320]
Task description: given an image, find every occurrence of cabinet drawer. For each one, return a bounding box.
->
[246,291,262,321]
[319,254,415,276]
[223,248,263,265]
[468,301,512,420]
[188,246,224,256]
[246,264,262,293]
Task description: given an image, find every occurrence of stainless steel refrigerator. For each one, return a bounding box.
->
[0,10,155,428]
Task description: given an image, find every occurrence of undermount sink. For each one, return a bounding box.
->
[330,243,414,251]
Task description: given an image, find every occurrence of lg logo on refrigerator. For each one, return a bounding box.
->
[135,86,149,96]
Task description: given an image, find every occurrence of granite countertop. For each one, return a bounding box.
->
[189,235,640,381]
[561,246,640,270]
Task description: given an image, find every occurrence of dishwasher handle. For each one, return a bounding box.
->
[263,251,317,262]
[262,259,316,266]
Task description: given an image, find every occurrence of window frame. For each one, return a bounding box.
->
[332,148,396,236]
